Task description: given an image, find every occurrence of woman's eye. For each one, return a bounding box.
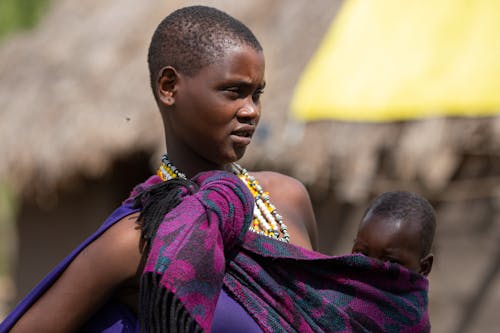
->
[252,89,264,102]
[225,88,240,98]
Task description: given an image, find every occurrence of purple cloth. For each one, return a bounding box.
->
[139,171,255,332]
[1,171,430,332]
[79,300,138,332]
[139,171,430,332]
[0,200,142,333]
[0,174,258,333]
[211,290,261,333]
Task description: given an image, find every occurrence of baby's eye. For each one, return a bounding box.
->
[352,249,367,256]
[384,257,402,265]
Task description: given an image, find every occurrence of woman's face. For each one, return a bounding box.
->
[165,44,265,172]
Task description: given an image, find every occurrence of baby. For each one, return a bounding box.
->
[352,191,436,276]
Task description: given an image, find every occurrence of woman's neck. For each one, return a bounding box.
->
[164,152,229,179]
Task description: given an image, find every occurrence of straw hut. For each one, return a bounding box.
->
[0,0,498,332]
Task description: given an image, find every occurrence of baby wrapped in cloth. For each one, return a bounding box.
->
[138,171,430,333]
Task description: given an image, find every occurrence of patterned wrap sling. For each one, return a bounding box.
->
[136,170,431,333]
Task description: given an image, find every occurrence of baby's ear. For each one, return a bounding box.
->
[419,254,434,276]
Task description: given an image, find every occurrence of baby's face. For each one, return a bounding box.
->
[352,214,423,272]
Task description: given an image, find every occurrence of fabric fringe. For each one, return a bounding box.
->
[133,178,198,255]
[134,178,201,332]
[140,272,203,333]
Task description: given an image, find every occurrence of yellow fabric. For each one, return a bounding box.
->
[291,0,500,122]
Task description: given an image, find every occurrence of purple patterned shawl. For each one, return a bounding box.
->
[136,171,430,333]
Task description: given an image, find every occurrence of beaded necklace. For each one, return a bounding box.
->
[157,154,290,243]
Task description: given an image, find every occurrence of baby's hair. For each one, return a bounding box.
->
[148,5,262,98]
[362,191,436,257]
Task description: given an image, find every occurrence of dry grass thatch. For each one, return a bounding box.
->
[269,117,500,203]
[0,0,342,200]
[0,0,499,201]
[1,0,498,206]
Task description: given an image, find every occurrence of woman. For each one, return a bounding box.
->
[2,6,429,333]
[3,5,317,332]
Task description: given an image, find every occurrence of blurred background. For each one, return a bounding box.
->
[0,1,499,332]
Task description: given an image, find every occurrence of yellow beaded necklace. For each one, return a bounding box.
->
[157,154,290,243]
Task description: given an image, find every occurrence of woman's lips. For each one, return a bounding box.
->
[231,127,254,146]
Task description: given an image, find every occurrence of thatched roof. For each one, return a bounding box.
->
[1,0,499,206]
[273,117,500,204]
[0,0,342,200]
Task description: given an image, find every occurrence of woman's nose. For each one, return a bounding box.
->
[237,100,260,124]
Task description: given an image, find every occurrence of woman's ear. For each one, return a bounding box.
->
[419,254,434,276]
[157,66,178,106]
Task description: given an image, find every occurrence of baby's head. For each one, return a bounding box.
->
[352,191,436,276]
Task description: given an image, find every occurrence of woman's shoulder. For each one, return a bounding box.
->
[250,170,299,185]
[98,212,143,276]
[250,171,318,250]
[251,171,309,203]
[74,212,143,284]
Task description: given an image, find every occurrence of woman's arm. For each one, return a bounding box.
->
[11,213,142,333]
